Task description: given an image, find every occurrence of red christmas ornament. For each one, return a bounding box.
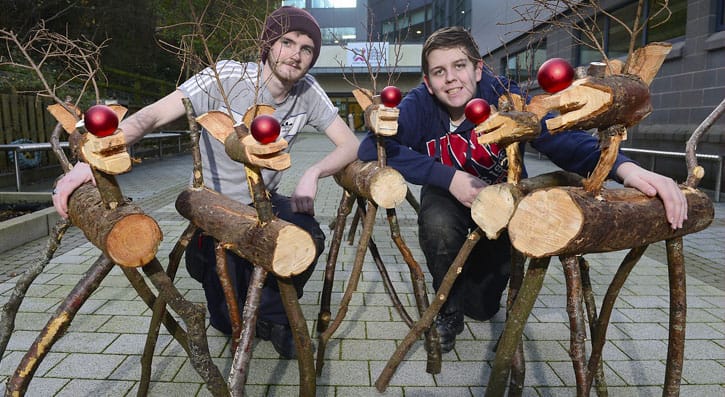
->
[380,85,402,107]
[84,105,119,137]
[250,114,281,144]
[537,58,575,94]
[464,98,491,125]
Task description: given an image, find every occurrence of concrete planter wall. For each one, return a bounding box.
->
[0,192,59,253]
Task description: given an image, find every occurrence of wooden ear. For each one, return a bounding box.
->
[196,110,235,143]
[47,103,82,134]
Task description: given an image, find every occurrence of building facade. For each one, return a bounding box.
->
[477,0,724,195]
[293,0,724,195]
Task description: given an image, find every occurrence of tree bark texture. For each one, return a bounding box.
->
[278,278,316,397]
[509,186,714,258]
[582,125,626,194]
[68,183,162,267]
[577,257,608,396]
[334,160,407,209]
[560,255,589,397]
[664,237,686,397]
[229,266,267,397]
[175,187,315,278]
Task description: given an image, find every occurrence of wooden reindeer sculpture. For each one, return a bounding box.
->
[374,41,715,397]
[488,43,714,397]
[186,104,318,396]
[1,101,234,396]
[315,86,443,377]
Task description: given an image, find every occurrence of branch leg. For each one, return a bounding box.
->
[229,266,267,396]
[386,207,440,374]
[375,229,484,392]
[6,256,114,396]
[139,223,196,397]
[216,243,242,353]
[0,218,70,358]
[560,255,588,397]
[505,249,526,397]
[586,245,647,393]
[278,278,316,397]
[486,256,551,397]
[318,190,355,333]
[577,256,608,397]
[664,237,686,397]
[317,201,378,375]
[142,259,229,396]
[367,237,414,327]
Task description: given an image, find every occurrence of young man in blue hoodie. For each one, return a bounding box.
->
[358,26,687,353]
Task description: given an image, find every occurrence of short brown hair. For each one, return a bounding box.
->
[421,27,481,76]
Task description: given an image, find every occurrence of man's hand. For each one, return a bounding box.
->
[52,162,95,219]
[449,170,488,208]
[291,168,319,215]
[616,162,688,229]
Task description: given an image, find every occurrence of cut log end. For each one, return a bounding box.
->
[371,168,407,208]
[472,184,518,239]
[106,214,163,267]
[508,188,584,258]
[271,226,317,277]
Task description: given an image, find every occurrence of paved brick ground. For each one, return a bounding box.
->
[0,133,723,396]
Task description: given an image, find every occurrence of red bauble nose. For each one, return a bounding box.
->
[464,98,491,125]
[537,58,575,94]
[250,115,281,144]
[84,105,119,137]
[380,86,402,107]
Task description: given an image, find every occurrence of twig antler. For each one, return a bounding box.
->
[685,98,725,189]
[1,21,108,112]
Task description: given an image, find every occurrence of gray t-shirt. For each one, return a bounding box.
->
[179,60,338,204]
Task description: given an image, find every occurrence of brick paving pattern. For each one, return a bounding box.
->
[0,133,722,396]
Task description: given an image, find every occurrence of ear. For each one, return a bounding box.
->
[475,60,484,82]
[422,75,434,95]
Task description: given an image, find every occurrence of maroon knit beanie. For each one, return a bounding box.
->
[260,6,322,68]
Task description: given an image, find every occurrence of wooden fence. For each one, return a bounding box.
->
[0,94,56,146]
[0,94,59,173]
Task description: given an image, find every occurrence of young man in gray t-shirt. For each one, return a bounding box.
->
[52,6,359,359]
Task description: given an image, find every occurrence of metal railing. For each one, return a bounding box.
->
[621,147,723,202]
[1,132,187,191]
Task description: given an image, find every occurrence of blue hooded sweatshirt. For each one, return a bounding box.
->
[358,70,631,190]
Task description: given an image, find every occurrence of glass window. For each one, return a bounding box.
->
[715,0,725,31]
[310,0,356,8]
[322,27,356,44]
[577,0,686,65]
[381,6,431,43]
[505,45,547,83]
[646,0,687,42]
[282,0,305,7]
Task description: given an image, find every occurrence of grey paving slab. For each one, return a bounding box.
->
[0,133,723,395]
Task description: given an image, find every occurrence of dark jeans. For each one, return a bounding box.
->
[418,184,511,321]
[185,193,325,334]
